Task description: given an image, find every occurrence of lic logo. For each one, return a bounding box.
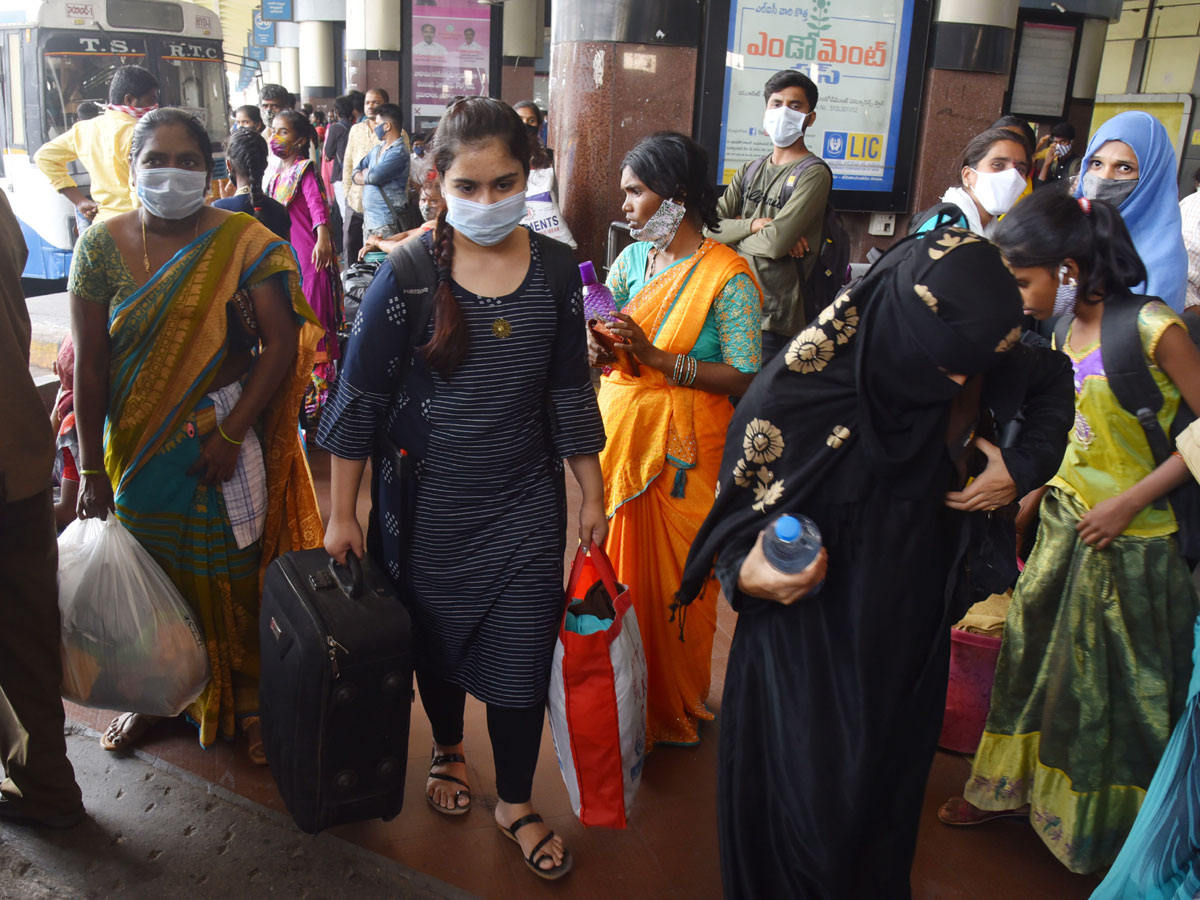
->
[824,132,847,159]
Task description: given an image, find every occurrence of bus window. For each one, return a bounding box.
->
[158,55,226,143]
[43,46,146,138]
[6,33,22,146]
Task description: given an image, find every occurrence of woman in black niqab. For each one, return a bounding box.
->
[677,227,1024,899]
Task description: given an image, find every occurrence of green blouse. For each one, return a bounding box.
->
[606,242,762,374]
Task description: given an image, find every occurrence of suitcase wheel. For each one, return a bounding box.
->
[377,757,402,781]
[335,770,358,790]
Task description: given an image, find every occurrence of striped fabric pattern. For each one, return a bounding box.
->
[318,233,605,706]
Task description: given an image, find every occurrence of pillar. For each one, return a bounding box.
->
[300,20,336,105]
[345,0,401,104]
[280,47,301,96]
[900,0,1020,227]
[549,0,702,266]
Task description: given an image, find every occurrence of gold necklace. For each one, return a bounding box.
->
[141,211,201,275]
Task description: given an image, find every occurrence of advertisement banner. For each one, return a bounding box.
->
[720,0,918,194]
[410,0,490,132]
[253,10,276,47]
[246,44,266,61]
[262,0,292,23]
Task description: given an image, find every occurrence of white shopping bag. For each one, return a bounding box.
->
[57,517,210,717]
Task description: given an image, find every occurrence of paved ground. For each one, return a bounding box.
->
[0,726,473,900]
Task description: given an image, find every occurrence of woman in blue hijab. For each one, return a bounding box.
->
[1075,111,1188,312]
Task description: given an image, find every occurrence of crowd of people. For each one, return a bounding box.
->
[4,59,1200,898]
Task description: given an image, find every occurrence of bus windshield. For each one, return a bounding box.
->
[42,37,147,139]
[40,34,227,143]
[158,55,226,143]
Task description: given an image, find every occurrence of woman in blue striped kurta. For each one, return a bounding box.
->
[317,98,605,883]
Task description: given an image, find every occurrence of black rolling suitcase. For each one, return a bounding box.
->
[260,550,413,834]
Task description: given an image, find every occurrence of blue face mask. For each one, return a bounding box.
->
[444,191,527,246]
[137,167,208,220]
[374,123,387,141]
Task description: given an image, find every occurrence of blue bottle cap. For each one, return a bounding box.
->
[774,515,801,542]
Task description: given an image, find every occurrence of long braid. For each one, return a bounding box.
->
[226,129,271,228]
[420,97,531,377]
[423,208,468,376]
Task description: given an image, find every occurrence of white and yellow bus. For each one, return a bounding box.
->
[1,0,230,280]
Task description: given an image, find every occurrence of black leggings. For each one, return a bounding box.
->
[416,670,545,804]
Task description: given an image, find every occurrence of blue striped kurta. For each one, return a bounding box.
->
[317,231,605,706]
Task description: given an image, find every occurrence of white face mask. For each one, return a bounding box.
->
[762,106,808,148]
[969,167,1026,217]
[445,191,527,246]
[136,167,208,220]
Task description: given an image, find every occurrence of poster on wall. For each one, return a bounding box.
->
[719,0,921,198]
[410,0,491,133]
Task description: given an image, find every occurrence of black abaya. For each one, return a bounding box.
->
[714,466,958,899]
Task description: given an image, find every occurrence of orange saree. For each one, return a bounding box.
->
[599,239,757,749]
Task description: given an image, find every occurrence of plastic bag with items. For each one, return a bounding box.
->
[57,517,210,717]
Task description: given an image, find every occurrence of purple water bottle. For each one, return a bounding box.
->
[580,261,617,322]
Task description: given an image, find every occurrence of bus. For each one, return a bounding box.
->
[0,0,230,280]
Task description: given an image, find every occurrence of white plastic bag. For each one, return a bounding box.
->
[522,167,577,249]
[57,517,210,716]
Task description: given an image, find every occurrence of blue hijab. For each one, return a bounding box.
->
[1075,111,1187,312]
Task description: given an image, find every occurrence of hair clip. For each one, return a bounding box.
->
[1078,197,1092,215]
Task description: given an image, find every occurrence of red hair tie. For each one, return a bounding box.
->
[1078,197,1092,215]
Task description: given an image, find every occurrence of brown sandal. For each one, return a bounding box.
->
[99,712,158,752]
[938,796,1030,826]
[426,751,471,816]
[241,717,267,766]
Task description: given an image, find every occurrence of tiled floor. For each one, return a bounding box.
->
[64,450,1103,899]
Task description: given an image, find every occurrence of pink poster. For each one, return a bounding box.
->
[411,0,491,131]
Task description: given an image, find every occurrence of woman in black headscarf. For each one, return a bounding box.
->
[677,227,1027,899]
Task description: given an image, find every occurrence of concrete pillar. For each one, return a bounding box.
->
[549,0,702,266]
[300,20,336,104]
[1072,18,1109,100]
[262,59,282,87]
[503,0,544,58]
[281,47,301,95]
[345,0,401,103]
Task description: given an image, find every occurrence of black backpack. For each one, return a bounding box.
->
[1053,295,1200,559]
[741,153,850,324]
[907,201,969,236]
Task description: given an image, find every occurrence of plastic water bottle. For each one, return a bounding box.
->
[762,514,823,575]
[580,261,617,322]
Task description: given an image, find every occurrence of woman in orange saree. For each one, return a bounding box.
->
[595,133,761,749]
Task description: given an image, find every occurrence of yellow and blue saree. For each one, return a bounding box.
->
[99,212,325,747]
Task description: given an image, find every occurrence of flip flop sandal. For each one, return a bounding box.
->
[426,751,471,816]
[499,813,573,881]
[937,796,1031,826]
[99,712,158,752]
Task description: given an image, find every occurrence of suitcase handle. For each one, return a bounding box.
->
[329,553,365,599]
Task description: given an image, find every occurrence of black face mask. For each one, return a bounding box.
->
[1082,171,1138,207]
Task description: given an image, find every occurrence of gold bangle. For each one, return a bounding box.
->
[80,468,105,476]
[217,423,244,446]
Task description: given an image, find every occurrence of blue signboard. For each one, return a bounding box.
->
[261,0,292,22]
[716,0,931,210]
[253,10,276,46]
[246,44,266,61]
[238,64,255,91]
